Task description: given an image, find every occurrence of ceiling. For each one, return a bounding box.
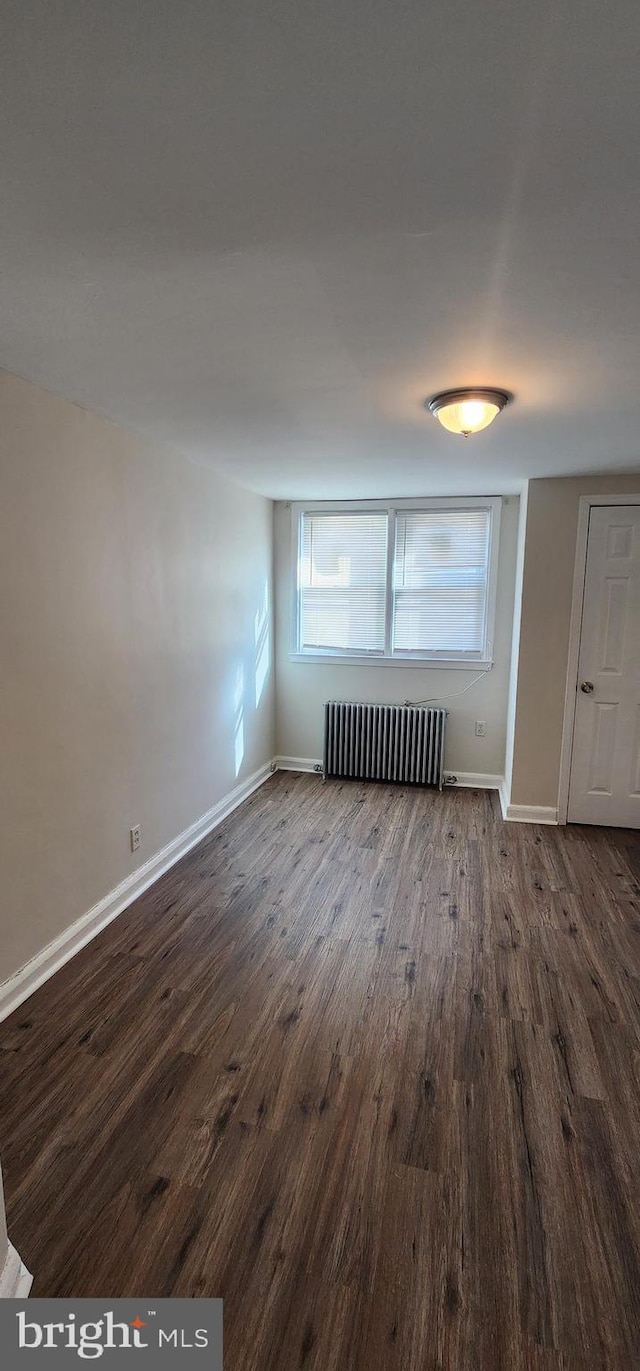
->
[1,0,640,498]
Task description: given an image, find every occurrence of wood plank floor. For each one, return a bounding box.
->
[2,773,640,1368]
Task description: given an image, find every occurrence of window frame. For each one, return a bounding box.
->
[290,496,502,669]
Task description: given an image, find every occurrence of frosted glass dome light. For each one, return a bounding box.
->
[426,388,512,436]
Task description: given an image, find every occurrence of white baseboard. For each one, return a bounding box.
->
[499,778,558,824]
[276,756,323,773]
[0,1243,33,1298]
[503,804,558,824]
[446,772,502,790]
[0,759,276,1024]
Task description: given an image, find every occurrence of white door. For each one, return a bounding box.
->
[568,504,640,826]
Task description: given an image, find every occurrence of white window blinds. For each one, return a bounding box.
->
[299,511,388,653]
[392,509,491,655]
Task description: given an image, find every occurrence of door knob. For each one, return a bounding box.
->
[580,680,595,694]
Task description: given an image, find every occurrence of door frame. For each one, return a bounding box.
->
[558,494,640,824]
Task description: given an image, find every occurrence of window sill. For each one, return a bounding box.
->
[288,653,493,670]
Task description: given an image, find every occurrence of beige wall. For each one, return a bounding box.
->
[509,473,640,809]
[0,371,275,985]
[274,496,519,777]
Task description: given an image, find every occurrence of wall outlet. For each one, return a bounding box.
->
[130,824,141,853]
[475,720,487,737]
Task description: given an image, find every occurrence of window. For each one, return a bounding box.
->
[393,509,491,655]
[298,511,388,655]
[291,497,500,667]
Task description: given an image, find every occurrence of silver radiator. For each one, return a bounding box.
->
[323,701,447,788]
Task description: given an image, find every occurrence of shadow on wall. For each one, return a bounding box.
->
[232,581,272,778]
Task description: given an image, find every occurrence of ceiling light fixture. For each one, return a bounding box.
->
[426,387,512,437]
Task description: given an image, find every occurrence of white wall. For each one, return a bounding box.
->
[0,371,275,985]
[274,495,519,778]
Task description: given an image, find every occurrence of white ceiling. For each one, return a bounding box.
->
[1,0,640,498]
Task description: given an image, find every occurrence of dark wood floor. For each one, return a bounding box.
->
[2,774,640,1368]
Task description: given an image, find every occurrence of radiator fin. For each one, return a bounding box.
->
[323,701,446,789]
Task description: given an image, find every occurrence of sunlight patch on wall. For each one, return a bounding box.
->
[255,582,270,707]
[234,663,245,776]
